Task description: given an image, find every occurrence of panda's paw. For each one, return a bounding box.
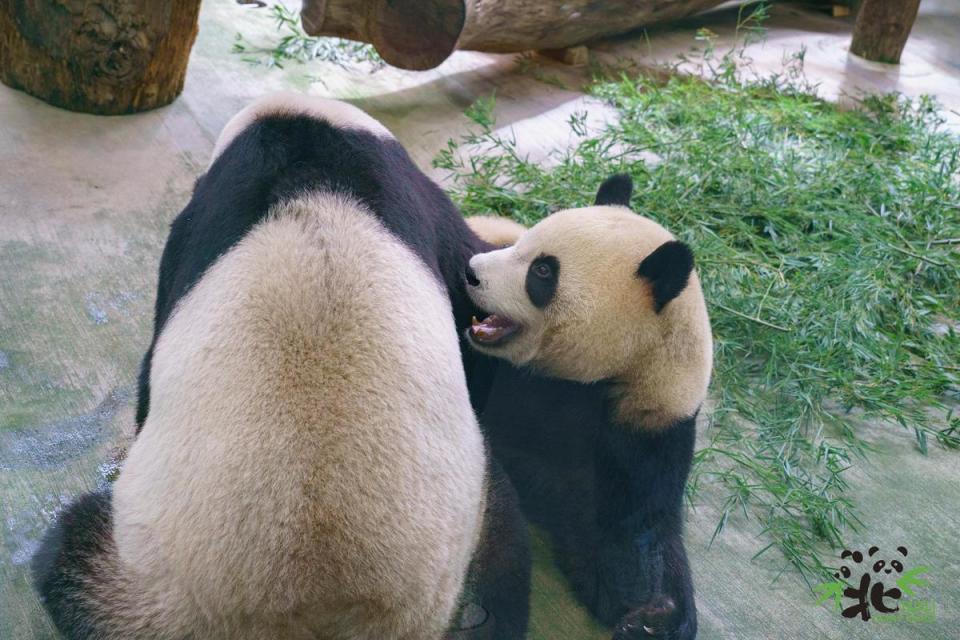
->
[612,596,693,640]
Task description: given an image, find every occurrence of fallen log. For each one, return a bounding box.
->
[301,0,730,70]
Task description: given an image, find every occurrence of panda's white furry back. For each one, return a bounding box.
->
[115,195,484,638]
[32,96,488,640]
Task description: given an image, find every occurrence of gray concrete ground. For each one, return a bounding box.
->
[1,1,958,639]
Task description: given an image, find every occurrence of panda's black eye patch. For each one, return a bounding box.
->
[526,255,559,309]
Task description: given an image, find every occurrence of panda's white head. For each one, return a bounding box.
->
[465,175,713,429]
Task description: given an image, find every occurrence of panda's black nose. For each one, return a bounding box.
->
[465,263,481,287]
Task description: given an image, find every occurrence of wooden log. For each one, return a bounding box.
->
[302,0,466,71]
[539,46,590,68]
[302,0,730,71]
[849,0,921,64]
[0,0,202,115]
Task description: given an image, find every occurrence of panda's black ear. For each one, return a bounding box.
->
[594,174,633,207]
[637,241,694,313]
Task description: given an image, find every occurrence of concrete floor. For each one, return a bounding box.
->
[1,1,958,639]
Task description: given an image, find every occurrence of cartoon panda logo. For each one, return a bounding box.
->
[817,545,929,621]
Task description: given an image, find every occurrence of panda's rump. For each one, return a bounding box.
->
[112,193,485,629]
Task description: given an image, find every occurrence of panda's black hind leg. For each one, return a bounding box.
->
[466,458,532,640]
[608,533,697,640]
[32,490,114,640]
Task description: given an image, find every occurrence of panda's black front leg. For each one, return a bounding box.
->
[596,416,698,640]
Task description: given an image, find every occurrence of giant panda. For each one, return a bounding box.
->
[463,175,712,640]
[32,93,531,640]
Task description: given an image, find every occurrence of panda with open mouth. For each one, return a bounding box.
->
[464,175,713,640]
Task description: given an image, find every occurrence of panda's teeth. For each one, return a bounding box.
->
[468,313,520,344]
[471,315,480,326]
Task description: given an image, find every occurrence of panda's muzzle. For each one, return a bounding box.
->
[468,313,521,346]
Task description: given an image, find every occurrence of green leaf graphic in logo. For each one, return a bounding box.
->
[896,566,930,597]
[814,581,845,609]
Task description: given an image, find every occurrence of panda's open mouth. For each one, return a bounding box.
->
[468,313,521,346]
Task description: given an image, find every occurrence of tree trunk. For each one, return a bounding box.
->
[301,0,729,71]
[849,0,921,64]
[0,0,202,115]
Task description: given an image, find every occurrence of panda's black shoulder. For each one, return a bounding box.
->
[154,112,462,336]
[137,110,477,433]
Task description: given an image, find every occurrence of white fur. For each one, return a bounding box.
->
[210,92,394,165]
[108,193,486,639]
[465,216,527,248]
[468,205,713,430]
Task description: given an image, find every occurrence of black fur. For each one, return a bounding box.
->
[524,255,560,309]
[636,241,694,313]
[476,360,698,639]
[464,458,532,639]
[32,491,113,640]
[594,174,634,207]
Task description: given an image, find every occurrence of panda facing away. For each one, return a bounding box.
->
[32,94,531,640]
[464,175,712,640]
